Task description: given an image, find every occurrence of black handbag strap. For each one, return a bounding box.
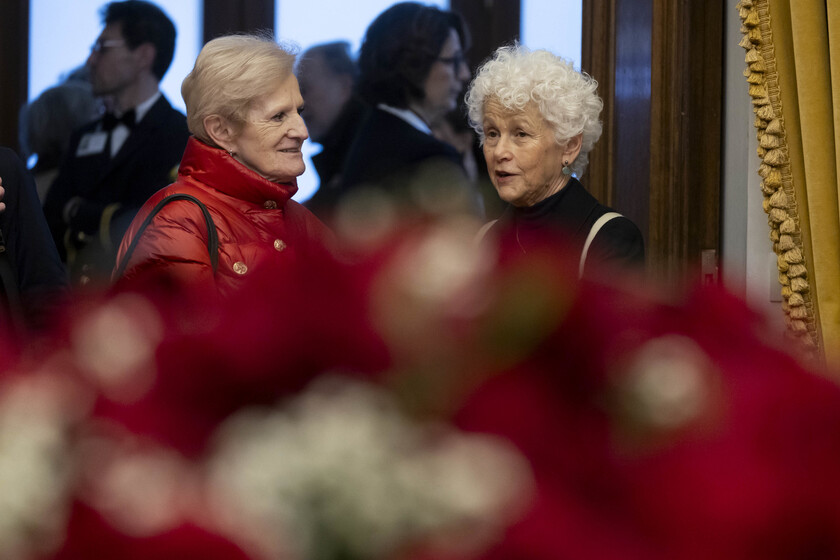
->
[114,193,219,279]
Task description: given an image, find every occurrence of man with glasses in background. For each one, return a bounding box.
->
[44,0,189,287]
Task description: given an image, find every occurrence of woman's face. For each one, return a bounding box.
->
[229,74,309,183]
[482,98,580,207]
[417,28,471,124]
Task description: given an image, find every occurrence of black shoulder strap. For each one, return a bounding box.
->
[114,193,219,279]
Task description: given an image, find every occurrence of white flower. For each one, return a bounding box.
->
[71,293,163,403]
[206,375,532,560]
[77,432,198,538]
[389,217,494,308]
[0,374,80,559]
[617,335,717,430]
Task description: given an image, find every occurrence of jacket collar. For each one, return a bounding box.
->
[178,137,298,206]
[133,90,161,124]
[376,104,432,135]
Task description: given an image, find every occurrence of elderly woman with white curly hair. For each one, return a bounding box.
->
[467,44,644,277]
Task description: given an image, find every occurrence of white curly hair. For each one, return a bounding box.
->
[465,44,603,178]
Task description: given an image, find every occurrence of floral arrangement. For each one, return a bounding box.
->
[3,216,840,559]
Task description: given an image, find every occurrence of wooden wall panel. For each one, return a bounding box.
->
[0,0,29,153]
[203,0,274,42]
[581,0,616,206]
[583,0,723,283]
[450,0,521,71]
[649,0,723,281]
[613,0,652,240]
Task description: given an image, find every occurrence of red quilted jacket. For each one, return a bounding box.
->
[114,137,333,298]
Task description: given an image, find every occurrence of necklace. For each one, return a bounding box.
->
[515,221,527,254]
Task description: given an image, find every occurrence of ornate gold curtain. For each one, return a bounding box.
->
[738,0,840,365]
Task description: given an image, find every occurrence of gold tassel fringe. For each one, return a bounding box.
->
[736,0,820,357]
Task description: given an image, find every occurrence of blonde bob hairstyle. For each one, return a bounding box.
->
[182,34,297,146]
[465,44,603,178]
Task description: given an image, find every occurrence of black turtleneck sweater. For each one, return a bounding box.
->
[494,177,645,275]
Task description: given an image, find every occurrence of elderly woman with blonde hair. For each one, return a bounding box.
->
[115,34,331,296]
[467,44,644,277]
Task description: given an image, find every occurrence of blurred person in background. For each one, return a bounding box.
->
[296,41,368,218]
[336,2,484,223]
[43,0,190,287]
[432,102,503,219]
[19,66,101,202]
[466,44,644,278]
[0,148,68,332]
[114,34,332,298]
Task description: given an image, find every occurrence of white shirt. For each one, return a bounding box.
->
[376,103,433,135]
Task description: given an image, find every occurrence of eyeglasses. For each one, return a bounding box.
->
[437,52,467,68]
[90,39,126,53]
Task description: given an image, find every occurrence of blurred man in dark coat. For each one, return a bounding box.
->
[0,148,67,331]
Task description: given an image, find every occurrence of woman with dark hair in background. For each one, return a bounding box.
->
[335,2,483,224]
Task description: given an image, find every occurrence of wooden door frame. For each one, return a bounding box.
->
[581,0,616,208]
[583,0,724,284]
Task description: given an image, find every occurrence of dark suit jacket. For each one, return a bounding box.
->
[0,147,67,329]
[494,177,645,276]
[44,94,189,284]
[304,96,369,219]
[337,107,481,217]
[311,97,369,190]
